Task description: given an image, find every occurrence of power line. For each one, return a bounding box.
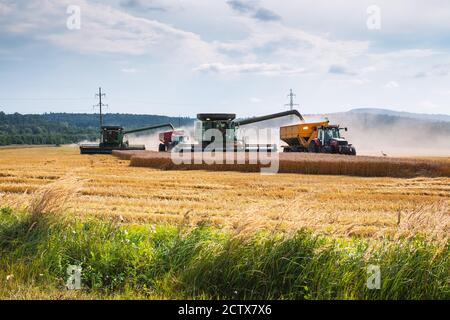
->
[113,98,200,107]
[0,97,93,101]
[94,87,108,130]
[0,97,203,107]
[284,88,299,111]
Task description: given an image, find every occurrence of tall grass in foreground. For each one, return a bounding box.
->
[0,207,448,299]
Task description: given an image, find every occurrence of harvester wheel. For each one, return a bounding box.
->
[158,143,166,152]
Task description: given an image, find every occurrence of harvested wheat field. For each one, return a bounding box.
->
[116,150,450,178]
[1,146,449,239]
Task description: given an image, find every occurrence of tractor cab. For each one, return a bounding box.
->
[317,125,355,155]
[318,125,343,145]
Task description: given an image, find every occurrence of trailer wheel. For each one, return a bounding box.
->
[308,141,318,153]
[158,143,166,152]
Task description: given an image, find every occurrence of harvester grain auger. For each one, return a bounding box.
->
[165,109,303,152]
[80,123,174,154]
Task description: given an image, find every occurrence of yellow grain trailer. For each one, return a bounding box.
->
[280,120,356,155]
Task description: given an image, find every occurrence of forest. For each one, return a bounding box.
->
[0,112,193,145]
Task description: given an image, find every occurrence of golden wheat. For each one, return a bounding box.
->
[117,150,449,178]
[0,146,448,239]
[27,176,82,220]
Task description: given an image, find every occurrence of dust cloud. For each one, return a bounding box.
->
[324,113,450,157]
[124,114,450,157]
[125,125,194,151]
[235,113,450,157]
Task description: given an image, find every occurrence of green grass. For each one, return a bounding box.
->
[0,207,448,299]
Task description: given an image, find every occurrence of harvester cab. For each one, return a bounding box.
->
[100,126,126,147]
[194,113,238,149]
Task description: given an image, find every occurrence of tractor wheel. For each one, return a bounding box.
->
[308,141,318,153]
[158,143,166,152]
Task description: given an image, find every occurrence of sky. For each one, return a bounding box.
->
[0,0,449,117]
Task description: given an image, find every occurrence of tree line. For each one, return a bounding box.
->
[0,112,194,146]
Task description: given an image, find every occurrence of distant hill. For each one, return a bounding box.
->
[348,108,450,123]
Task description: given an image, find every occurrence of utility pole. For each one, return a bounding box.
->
[94,87,108,131]
[285,89,299,120]
[285,88,299,111]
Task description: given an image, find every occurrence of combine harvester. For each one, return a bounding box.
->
[158,110,303,152]
[280,120,356,155]
[79,87,175,154]
[80,123,174,154]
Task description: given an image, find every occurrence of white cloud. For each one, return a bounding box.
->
[413,63,450,78]
[250,97,262,103]
[439,89,450,96]
[361,66,377,73]
[384,81,399,88]
[209,18,371,77]
[379,49,438,59]
[51,1,216,61]
[194,62,306,75]
[0,2,13,15]
[0,0,371,78]
[121,68,137,73]
[419,100,439,110]
[218,20,369,63]
[328,65,357,76]
[264,0,450,41]
[226,0,281,22]
[349,78,369,85]
[0,0,218,64]
[119,0,171,12]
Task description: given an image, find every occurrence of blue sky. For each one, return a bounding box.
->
[0,0,449,116]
